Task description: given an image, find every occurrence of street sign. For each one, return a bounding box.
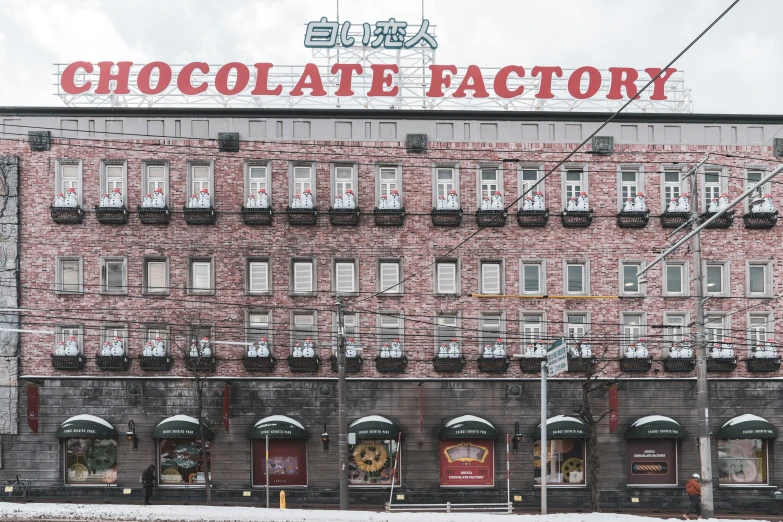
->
[547,338,568,377]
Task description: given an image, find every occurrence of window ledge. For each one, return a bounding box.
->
[335,292,360,297]
[376,293,404,298]
[100,291,128,296]
[747,295,773,299]
[290,292,318,297]
[434,293,460,298]
[55,291,84,296]
[246,292,273,297]
[188,291,216,296]
[143,291,171,297]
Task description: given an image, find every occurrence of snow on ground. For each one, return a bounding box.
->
[0,503,771,522]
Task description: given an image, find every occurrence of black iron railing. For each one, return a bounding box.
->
[137,207,171,225]
[241,207,273,226]
[95,206,130,225]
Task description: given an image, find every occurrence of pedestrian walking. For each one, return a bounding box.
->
[683,473,702,519]
[141,464,156,505]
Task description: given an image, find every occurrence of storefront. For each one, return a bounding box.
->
[624,415,685,486]
[57,414,118,485]
[716,414,777,486]
[151,415,213,486]
[249,415,308,487]
[348,415,401,487]
[532,415,588,486]
[437,415,497,487]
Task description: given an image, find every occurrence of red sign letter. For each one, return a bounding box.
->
[426,65,457,97]
[606,67,639,100]
[331,63,363,96]
[137,62,172,95]
[368,64,399,97]
[644,68,677,101]
[177,62,210,95]
[94,61,133,95]
[494,65,525,99]
[290,63,327,96]
[567,66,601,100]
[531,66,563,99]
[250,63,283,96]
[215,62,250,95]
[453,65,489,98]
[61,61,93,94]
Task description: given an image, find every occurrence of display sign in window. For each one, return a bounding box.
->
[439,439,494,487]
[625,439,677,486]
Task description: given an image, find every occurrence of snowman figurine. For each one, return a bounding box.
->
[199,337,212,358]
[389,190,401,210]
[292,342,303,358]
[720,338,734,359]
[580,339,592,358]
[246,194,256,209]
[765,339,777,359]
[668,343,681,359]
[198,188,210,209]
[677,193,691,213]
[257,189,269,209]
[110,336,124,357]
[153,336,166,357]
[532,192,545,211]
[708,198,719,213]
[64,188,78,208]
[247,342,257,358]
[566,197,577,212]
[55,341,65,356]
[345,338,358,358]
[100,194,111,208]
[492,338,506,358]
[576,192,589,211]
[189,194,199,208]
[302,189,314,209]
[143,342,153,357]
[635,339,648,358]
[142,194,153,208]
[302,338,315,358]
[490,191,503,210]
[446,190,459,209]
[448,338,460,358]
[101,341,112,357]
[437,343,448,359]
[523,344,535,357]
[667,198,678,213]
[54,193,65,207]
[379,195,388,209]
[334,193,344,209]
[436,195,446,210]
[153,188,166,208]
[533,340,546,358]
[754,344,768,359]
[623,198,634,213]
[718,193,730,211]
[680,342,693,359]
[709,343,722,359]
[568,341,580,358]
[65,335,79,356]
[390,339,402,358]
[343,189,356,209]
[480,196,491,211]
[110,188,123,208]
[189,339,199,357]
[625,343,637,359]
[257,338,270,358]
[522,196,533,211]
[482,344,494,358]
[633,192,646,212]
[380,343,391,358]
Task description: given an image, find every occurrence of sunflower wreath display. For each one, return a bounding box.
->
[352,442,389,473]
[85,439,117,472]
[561,457,584,483]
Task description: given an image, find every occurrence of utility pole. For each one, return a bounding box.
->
[336,299,349,510]
[540,360,548,515]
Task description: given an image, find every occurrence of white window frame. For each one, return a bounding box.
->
[55,159,82,206]
[744,168,770,212]
[704,314,729,345]
[56,325,83,354]
[332,312,359,350]
[378,259,402,295]
[518,165,545,207]
[619,260,645,297]
[479,260,503,295]
[376,165,402,205]
[479,312,504,351]
[701,166,728,212]
[100,160,127,206]
[620,312,646,346]
[247,258,271,295]
[617,165,643,211]
[247,310,272,344]
[521,312,545,345]
[521,260,546,295]
[291,311,316,352]
[477,165,503,206]
[100,256,127,295]
[56,256,83,294]
[435,261,459,295]
[747,313,773,352]
[142,160,169,205]
[661,167,686,211]
[100,324,128,352]
[289,162,316,205]
[663,261,689,297]
[433,165,458,207]
[143,257,169,295]
[245,161,270,200]
[378,312,403,354]
[334,259,358,295]
[747,261,772,298]
[435,313,460,354]
[663,312,689,347]
[563,260,589,296]
[187,161,214,206]
[561,166,588,208]
[188,258,214,295]
[292,259,316,295]
[704,261,729,297]
[332,163,358,205]
[144,324,169,354]
[564,312,589,341]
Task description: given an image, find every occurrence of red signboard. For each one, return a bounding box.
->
[439,439,494,487]
[222,384,230,434]
[253,440,308,486]
[608,384,619,434]
[26,383,39,433]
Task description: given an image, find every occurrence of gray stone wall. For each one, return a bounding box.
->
[0,156,20,436]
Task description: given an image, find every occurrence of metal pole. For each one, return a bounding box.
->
[506,433,510,507]
[689,168,714,518]
[540,361,547,515]
[265,433,269,509]
[337,299,349,511]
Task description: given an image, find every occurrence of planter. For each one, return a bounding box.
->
[707,357,737,372]
[137,207,171,225]
[743,212,778,230]
[478,356,511,373]
[184,355,217,372]
[242,355,276,372]
[475,209,507,227]
[241,206,273,225]
[660,211,691,229]
[700,211,734,229]
[620,357,653,373]
[516,209,549,227]
[51,354,84,371]
[662,358,696,372]
[566,356,595,373]
[95,206,129,225]
[139,355,172,372]
[433,356,466,373]
[431,209,463,227]
[561,210,593,228]
[329,207,361,226]
[183,207,217,225]
[330,355,363,373]
[287,355,320,372]
[616,211,650,229]
[375,356,408,373]
[95,355,131,371]
[50,206,84,224]
[373,208,406,226]
[286,208,318,225]
[746,358,781,373]
[519,357,546,373]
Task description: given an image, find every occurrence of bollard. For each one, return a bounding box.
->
[280,490,286,509]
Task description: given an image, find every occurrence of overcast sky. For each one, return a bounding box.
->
[0,0,779,114]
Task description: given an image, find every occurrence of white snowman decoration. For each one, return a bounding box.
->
[668,343,681,359]
[343,189,356,209]
[720,338,734,358]
[302,338,315,358]
[623,198,634,212]
[101,341,112,357]
[142,194,153,208]
[380,343,391,358]
[390,339,402,358]
[302,189,314,209]
[718,193,730,211]
[765,339,777,359]
[199,337,212,358]
[625,343,637,359]
[446,190,459,209]
[65,335,79,356]
[667,198,678,213]
[708,198,719,213]
[198,188,211,208]
[247,342,257,358]
[291,194,301,208]
[576,191,589,211]
[257,338,270,358]
[333,194,344,208]
[143,342,153,357]
[633,192,646,212]
[635,339,648,358]
[754,344,768,359]
[522,196,533,211]
[389,190,401,210]
[153,336,166,357]
[532,192,545,211]
[292,342,303,358]
[188,194,199,208]
[523,344,535,357]
[64,188,78,208]
[189,339,199,357]
[492,338,506,358]
[55,341,65,356]
[246,194,256,208]
[490,191,503,210]
[111,336,124,357]
[100,194,111,208]
[448,338,460,358]
[257,189,269,209]
[761,194,775,213]
[482,344,494,358]
[568,341,580,358]
[54,193,65,207]
[110,188,123,208]
[566,197,577,211]
[437,344,448,358]
[153,188,166,208]
[436,196,446,210]
[679,342,693,359]
[345,338,358,358]
[677,193,691,213]
[534,340,547,358]
[709,343,722,359]
[480,196,491,211]
[580,339,592,358]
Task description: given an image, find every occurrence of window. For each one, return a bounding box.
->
[348,437,400,486]
[745,170,768,211]
[56,160,81,204]
[663,262,687,296]
[333,312,359,350]
[246,163,269,199]
[65,439,117,484]
[626,439,678,486]
[563,169,585,206]
[379,313,403,352]
[159,439,211,485]
[101,162,126,205]
[748,314,771,352]
[56,325,83,353]
[190,324,213,344]
[100,257,127,294]
[143,258,168,294]
[247,259,270,294]
[292,259,315,294]
[253,438,307,487]
[188,258,214,294]
[718,439,768,485]
[292,311,316,349]
[620,262,643,296]
[521,261,544,295]
[247,311,271,343]
[291,165,315,203]
[702,169,724,210]
[520,168,544,199]
[534,439,586,486]
[480,261,502,295]
[189,163,213,205]
[100,325,128,352]
[705,262,728,296]
[621,313,645,346]
[521,313,544,345]
[664,313,688,346]
[662,170,683,210]
[747,262,771,297]
[378,166,400,202]
[333,164,356,202]
[618,169,642,210]
[566,313,588,340]
[334,260,357,294]
[564,261,588,295]
[479,313,503,349]
[435,167,457,203]
[144,324,169,354]
[143,162,168,204]
[379,260,401,294]
[705,315,728,344]
[436,314,459,354]
[479,167,501,202]
[439,438,495,487]
[56,257,83,294]
[436,261,458,295]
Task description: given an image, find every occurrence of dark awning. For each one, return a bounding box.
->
[56,414,118,439]
[531,415,589,441]
[248,415,308,440]
[717,414,777,439]
[438,415,498,440]
[151,415,215,440]
[349,415,401,441]
[625,415,686,439]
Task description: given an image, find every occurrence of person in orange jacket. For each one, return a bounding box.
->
[684,473,702,519]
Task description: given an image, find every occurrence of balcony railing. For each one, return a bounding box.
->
[139,355,172,372]
[746,357,781,372]
[329,207,361,226]
[519,357,545,373]
[287,355,320,372]
[431,209,463,227]
[137,206,171,225]
[375,355,408,373]
[743,212,778,230]
[50,206,84,224]
[700,211,734,229]
[96,355,131,371]
[475,209,507,227]
[660,211,691,229]
[432,356,466,373]
[707,357,737,372]
[619,357,653,373]
[477,356,511,373]
[95,206,130,225]
[241,206,273,226]
[183,207,217,225]
[516,209,549,228]
[373,208,406,226]
[184,355,217,372]
[330,355,363,373]
[51,354,84,371]
[243,355,276,372]
[662,357,696,372]
[616,210,650,229]
[566,356,595,373]
[286,207,318,226]
[561,210,594,228]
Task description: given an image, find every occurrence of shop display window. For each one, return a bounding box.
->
[533,439,586,485]
[625,439,678,486]
[439,439,494,487]
[158,439,211,485]
[64,438,117,484]
[718,439,768,485]
[348,439,400,486]
[252,439,308,487]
